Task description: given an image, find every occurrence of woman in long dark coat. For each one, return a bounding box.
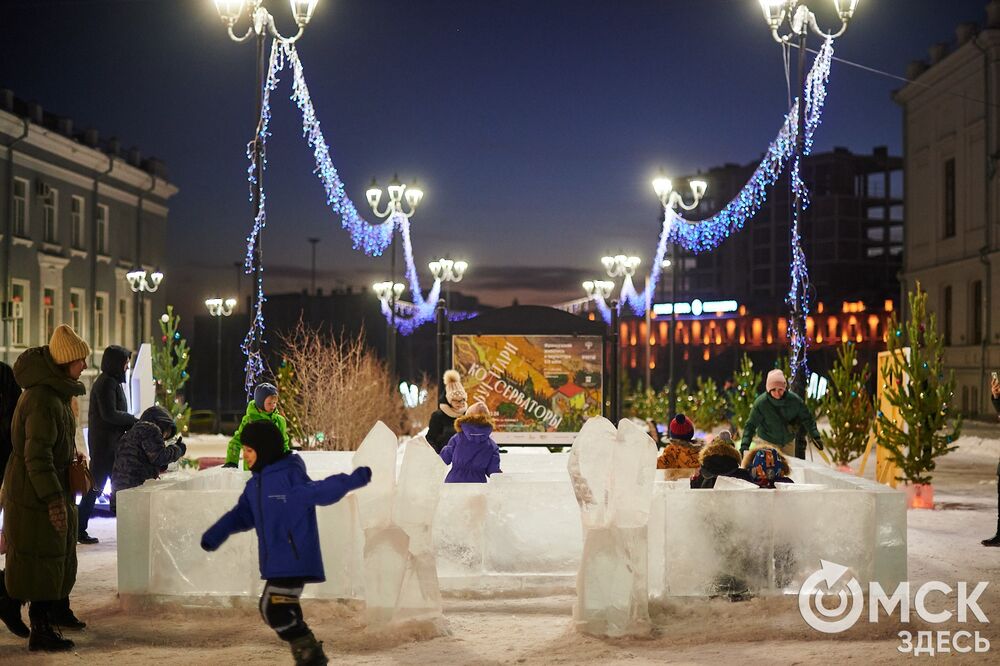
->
[2,325,90,651]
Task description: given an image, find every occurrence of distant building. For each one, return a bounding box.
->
[894,4,1000,416]
[0,90,176,416]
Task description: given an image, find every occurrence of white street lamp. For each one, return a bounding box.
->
[367,174,423,220]
[126,268,163,347]
[214,0,321,44]
[582,280,615,300]
[601,254,641,279]
[758,0,860,42]
[205,296,238,432]
[652,171,708,213]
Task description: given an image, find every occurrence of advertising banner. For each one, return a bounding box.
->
[452,335,604,444]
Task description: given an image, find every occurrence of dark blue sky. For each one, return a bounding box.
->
[1,0,991,322]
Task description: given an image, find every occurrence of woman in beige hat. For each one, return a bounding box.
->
[1,325,90,652]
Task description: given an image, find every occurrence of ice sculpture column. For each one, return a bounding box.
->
[568,417,657,637]
[352,422,448,626]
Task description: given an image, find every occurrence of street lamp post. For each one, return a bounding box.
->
[429,258,469,311]
[759,0,860,396]
[213,0,322,369]
[366,175,423,378]
[372,280,405,373]
[126,268,163,347]
[653,174,707,417]
[205,297,237,432]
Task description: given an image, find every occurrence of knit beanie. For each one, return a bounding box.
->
[748,447,784,483]
[253,382,278,411]
[714,430,734,446]
[766,369,787,392]
[443,369,467,404]
[241,420,287,473]
[49,324,90,365]
[669,414,695,441]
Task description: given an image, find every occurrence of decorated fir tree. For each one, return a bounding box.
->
[729,354,762,436]
[691,377,727,431]
[275,359,307,446]
[820,342,873,466]
[151,305,191,434]
[628,386,670,421]
[878,285,962,485]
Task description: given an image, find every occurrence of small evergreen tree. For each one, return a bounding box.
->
[820,342,874,466]
[730,354,762,436]
[878,285,962,485]
[627,386,670,422]
[151,305,190,435]
[275,359,307,446]
[691,377,727,431]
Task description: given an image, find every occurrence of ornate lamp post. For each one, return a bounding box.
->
[372,280,406,375]
[126,267,163,347]
[758,0,860,395]
[212,0,322,378]
[429,258,468,310]
[366,175,422,377]
[653,174,707,416]
[205,297,237,432]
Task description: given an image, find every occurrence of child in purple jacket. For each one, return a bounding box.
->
[200,421,371,665]
[440,402,502,483]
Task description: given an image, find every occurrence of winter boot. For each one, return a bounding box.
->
[0,572,29,638]
[983,519,1000,547]
[78,531,99,545]
[49,598,86,630]
[289,631,328,666]
[28,606,74,652]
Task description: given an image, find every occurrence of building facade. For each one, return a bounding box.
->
[0,90,176,408]
[894,5,1000,417]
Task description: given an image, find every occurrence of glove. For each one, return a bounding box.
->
[221,462,238,469]
[811,437,824,451]
[348,466,372,489]
[175,440,188,456]
[200,533,220,552]
[48,499,68,535]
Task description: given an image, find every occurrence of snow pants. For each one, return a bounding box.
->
[260,578,309,641]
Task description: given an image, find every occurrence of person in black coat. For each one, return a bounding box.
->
[984,375,1000,547]
[111,405,184,512]
[77,345,137,545]
[690,431,753,489]
[426,369,468,453]
[0,360,21,484]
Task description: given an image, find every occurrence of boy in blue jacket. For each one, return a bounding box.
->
[201,421,371,665]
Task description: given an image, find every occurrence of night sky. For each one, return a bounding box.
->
[0,0,991,328]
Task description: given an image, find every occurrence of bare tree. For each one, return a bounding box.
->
[277,321,407,451]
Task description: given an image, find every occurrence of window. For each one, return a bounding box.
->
[42,188,58,244]
[866,207,886,220]
[95,293,108,349]
[118,298,129,347]
[943,286,953,346]
[889,225,903,243]
[971,280,983,345]
[889,170,903,198]
[944,159,956,238]
[889,245,903,256]
[42,288,56,343]
[867,173,885,198]
[13,178,28,236]
[866,247,885,258]
[866,227,885,242]
[10,280,28,346]
[890,205,904,222]
[96,204,109,255]
[71,196,86,249]
[70,289,85,336]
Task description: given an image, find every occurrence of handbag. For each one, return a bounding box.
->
[68,458,94,497]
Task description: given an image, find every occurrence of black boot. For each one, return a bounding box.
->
[0,571,29,638]
[289,631,328,666]
[983,519,1000,547]
[77,531,99,545]
[28,603,74,652]
[49,597,86,630]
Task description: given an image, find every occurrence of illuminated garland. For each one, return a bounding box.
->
[240,39,283,394]
[599,37,834,375]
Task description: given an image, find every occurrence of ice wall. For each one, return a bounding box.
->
[118,447,905,606]
[568,418,657,636]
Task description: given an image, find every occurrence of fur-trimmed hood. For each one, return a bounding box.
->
[700,440,742,465]
[741,445,791,476]
[455,411,495,432]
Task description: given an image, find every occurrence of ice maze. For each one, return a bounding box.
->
[118,423,907,614]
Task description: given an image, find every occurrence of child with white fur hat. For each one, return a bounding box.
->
[426,370,468,453]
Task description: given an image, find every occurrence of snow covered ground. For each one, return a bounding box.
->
[1,431,998,664]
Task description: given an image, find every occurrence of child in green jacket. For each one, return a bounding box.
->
[223,383,290,469]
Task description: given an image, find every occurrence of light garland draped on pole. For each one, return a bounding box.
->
[593,38,834,361]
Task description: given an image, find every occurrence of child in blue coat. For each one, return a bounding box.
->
[440,402,502,483]
[201,421,371,665]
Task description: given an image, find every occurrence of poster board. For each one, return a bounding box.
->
[870,347,909,488]
[452,335,603,444]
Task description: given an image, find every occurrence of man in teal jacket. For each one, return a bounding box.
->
[223,383,290,469]
[740,370,822,459]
